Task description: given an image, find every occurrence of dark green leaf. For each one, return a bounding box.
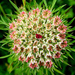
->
[9,0,20,13]
[60,59,71,67]
[50,0,56,11]
[54,68,64,75]
[39,1,43,8]
[69,17,75,25]
[61,6,72,15]
[22,0,26,7]
[0,4,6,17]
[65,50,73,59]
[43,0,48,9]
[52,4,66,13]
[0,53,13,59]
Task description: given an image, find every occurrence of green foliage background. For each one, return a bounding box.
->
[0,0,75,75]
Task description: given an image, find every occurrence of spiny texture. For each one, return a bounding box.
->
[9,8,67,69]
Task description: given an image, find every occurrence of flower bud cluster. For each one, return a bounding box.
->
[9,8,67,69]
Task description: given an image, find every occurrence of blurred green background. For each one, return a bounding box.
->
[0,0,75,75]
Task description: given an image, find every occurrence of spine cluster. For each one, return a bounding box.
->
[9,8,67,69]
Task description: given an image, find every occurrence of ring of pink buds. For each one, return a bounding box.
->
[9,8,67,69]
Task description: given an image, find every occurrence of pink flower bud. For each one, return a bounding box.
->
[60,40,67,48]
[29,62,38,69]
[57,24,67,33]
[13,45,20,53]
[55,52,61,58]
[58,34,66,39]
[10,31,16,39]
[26,56,33,62]
[19,55,25,62]
[42,9,51,18]
[33,8,40,15]
[56,45,62,51]
[14,39,21,45]
[9,22,16,30]
[45,61,53,68]
[53,16,62,26]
